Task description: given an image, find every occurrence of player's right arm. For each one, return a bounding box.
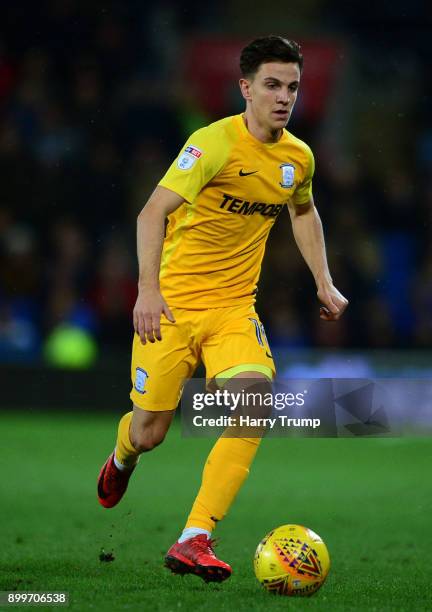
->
[134,121,231,343]
[133,185,184,344]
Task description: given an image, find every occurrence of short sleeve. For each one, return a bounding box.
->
[292,146,315,205]
[158,126,229,203]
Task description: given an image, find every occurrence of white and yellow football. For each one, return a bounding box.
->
[254,524,330,596]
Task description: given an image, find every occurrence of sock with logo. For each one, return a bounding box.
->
[114,411,140,469]
[185,437,261,532]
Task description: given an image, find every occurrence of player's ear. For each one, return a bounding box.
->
[239,78,252,102]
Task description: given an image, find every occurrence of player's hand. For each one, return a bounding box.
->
[317,284,348,321]
[133,289,175,344]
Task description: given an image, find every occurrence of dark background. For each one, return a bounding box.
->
[1,1,431,396]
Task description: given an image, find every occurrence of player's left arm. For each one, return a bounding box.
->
[288,196,349,321]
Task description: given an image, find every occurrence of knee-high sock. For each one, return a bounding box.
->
[114,412,139,467]
[185,437,261,531]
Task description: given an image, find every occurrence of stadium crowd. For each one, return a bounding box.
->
[0,1,430,363]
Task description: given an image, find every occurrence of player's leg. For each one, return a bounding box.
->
[98,309,197,508]
[98,407,175,508]
[165,371,270,582]
[185,305,275,532]
[114,404,175,466]
[165,306,275,581]
[129,405,175,452]
[182,371,271,531]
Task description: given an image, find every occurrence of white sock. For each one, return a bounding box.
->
[178,527,211,543]
[113,452,137,472]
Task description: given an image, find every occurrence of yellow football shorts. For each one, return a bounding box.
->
[130,303,276,411]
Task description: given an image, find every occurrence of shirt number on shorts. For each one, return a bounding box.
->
[248,318,267,347]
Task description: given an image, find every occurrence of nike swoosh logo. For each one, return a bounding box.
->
[239,169,258,176]
[266,351,273,359]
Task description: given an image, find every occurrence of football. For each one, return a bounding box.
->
[254,524,330,596]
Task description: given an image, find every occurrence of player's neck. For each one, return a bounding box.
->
[242,112,282,144]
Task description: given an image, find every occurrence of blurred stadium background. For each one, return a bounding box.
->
[1,0,431,404]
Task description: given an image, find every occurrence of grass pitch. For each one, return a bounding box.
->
[1,411,431,611]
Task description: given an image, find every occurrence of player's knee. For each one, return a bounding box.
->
[130,424,167,453]
[130,406,174,453]
[226,373,273,419]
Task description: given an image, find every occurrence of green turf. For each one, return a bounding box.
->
[1,411,431,611]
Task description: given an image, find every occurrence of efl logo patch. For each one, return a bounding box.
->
[280,163,295,188]
[134,367,149,394]
[177,145,203,170]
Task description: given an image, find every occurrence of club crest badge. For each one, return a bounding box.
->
[134,367,149,394]
[177,145,203,170]
[279,163,295,188]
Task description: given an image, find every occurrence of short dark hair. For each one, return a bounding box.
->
[240,35,303,78]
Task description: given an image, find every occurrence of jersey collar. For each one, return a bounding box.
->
[235,114,289,148]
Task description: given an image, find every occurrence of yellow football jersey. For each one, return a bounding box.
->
[158,114,314,308]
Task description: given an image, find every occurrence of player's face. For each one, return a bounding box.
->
[241,62,301,136]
